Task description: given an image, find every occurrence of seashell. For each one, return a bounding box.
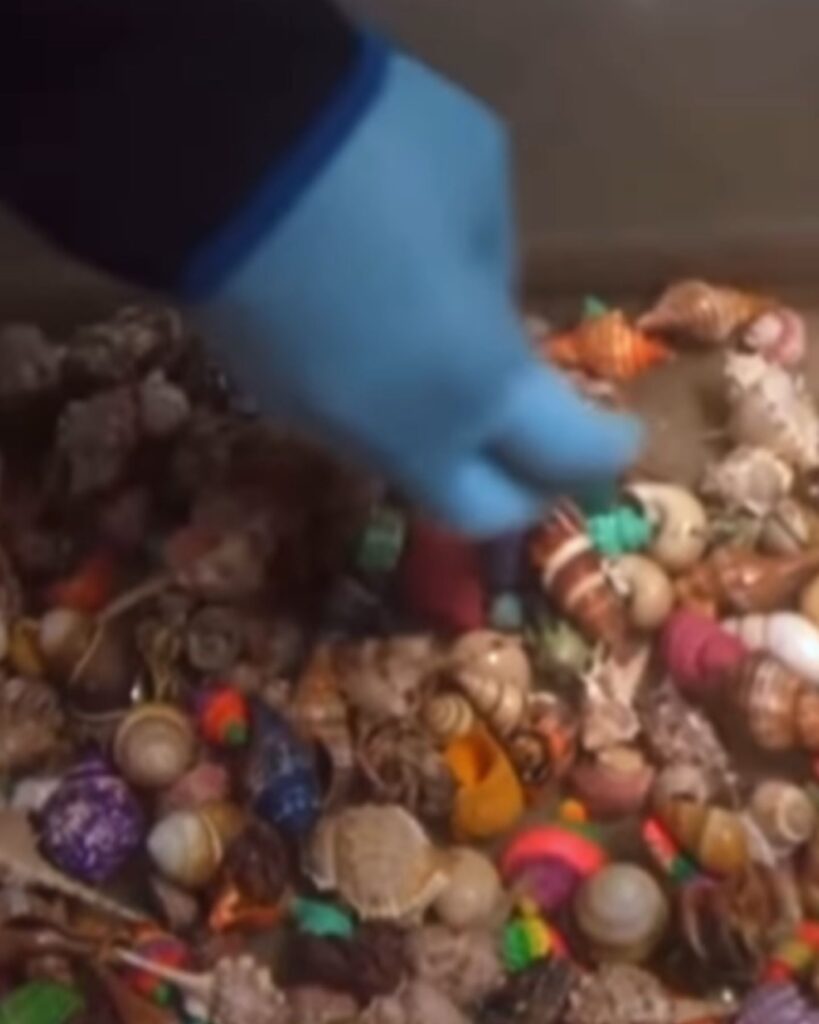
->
[288,647,354,808]
[422,691,476,744]
[624,483,708,573]
[723,612,819,684]
[433,847,503,931]
[39,756,144,883]
[676,546,819,616]
[185,605,244,674]
[154,954,290,1024]
[571,745,654,819]
[113,702,196,789]
[547,310,673,381]
[478,958,576,1024]
[208,820,289,932]
[246,702,321,838]
[406,924,504,1007]
[574,863,669,964]
[444,726,525,840]
[147,801,246,890]
[801,573,819,628]
[566,963,736,1024]
[578,645,649,752]
[607,554,674,631]
[37,608,96,681]
[446,632,531,736]
[652,763,716,808]
[761,498,819,554]
[0,676,64,775]
[655,797,749,875]
[530,501,630,656]
[701,446,794,517]
[734,653,819,752]
[507,691,578,789]
[661,610,747,700]
[333,635,437,722]
[743,307,807,369]
[362,979,470,1024]
[638,279,773,345]
[749,780,817,855]
[724,353,819,469]
[736,982,819,1024]
[305,803,450,921]
[357,718,456,822]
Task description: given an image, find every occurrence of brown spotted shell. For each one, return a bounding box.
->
[304,803,450,921]
[113,702,197,789]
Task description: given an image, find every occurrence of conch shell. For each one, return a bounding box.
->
[531,501,630,657]
[675,546,819,616]
[547,310,672,381]
[638,279,773,345]
[725,353,819,469]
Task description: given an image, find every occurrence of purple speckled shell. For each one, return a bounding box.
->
[738,983,819,1024]
[512,857,581,914]
[40,756,144,882]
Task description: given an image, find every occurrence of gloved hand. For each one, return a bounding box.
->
[193,48,640,535]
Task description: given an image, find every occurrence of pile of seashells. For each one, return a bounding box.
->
[1,283,819,1024]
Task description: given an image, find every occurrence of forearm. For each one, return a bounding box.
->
[0,0,384,293]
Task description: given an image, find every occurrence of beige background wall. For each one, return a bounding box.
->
[2,0,819,322]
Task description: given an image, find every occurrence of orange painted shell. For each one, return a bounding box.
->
[638,280,774,346]
[547,311,672,381]
[531,501,630,658]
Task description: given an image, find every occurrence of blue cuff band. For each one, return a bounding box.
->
[179,32,390,299]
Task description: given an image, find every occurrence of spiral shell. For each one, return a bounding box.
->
[701,446,794,517]
[624,483,708,573]
[749,780,817,854]
[723,612,819,684]
[422,692,475,744]
[655,797,749,875]
[733,653,819,752]
[507,692,578,789]
[607,554,674,631]
[113,703,197,789]
[531,501,630,656]
[147,800,245,889]
[574,863,669,964]
[547,310,672,381]
[638,279,773,345]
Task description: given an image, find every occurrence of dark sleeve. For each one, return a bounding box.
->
[0,0,387,294]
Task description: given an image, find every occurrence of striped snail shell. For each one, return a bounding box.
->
[113,703,197,789]
[147,800,245,889]
[749,780,817,854]
[422,692,475,744]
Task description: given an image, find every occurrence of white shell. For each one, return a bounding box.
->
[625,483,707,573]
[147,802,243,889]
[722,612,819,684]
[749,780,817,854]
[700,445,794,517]
[724,353,819,469]
[607,555,674,631]
[574,864,669,964]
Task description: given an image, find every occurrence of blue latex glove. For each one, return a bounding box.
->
[193,49,640,535]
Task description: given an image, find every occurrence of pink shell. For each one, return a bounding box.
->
[743,308,807,370]
[661,610,747,699]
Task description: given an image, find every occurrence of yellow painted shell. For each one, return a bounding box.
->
[305,803,450,921]
[655,797,749,875]
[147,800,246,889]
[113,703,196,789]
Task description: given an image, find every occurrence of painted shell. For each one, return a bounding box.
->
[749,780,817,855]
[742,307,807,369]
[445,631,531,736]
[722,612,819,684]
[246,702,321,838]
[39,756,144,883]
[607,554,674,631]
[113,703,196,790]
[725,353,819,469]
[407,924,503,1008]
[624,483,708,573]
[638,279,773,345]
[531,501,630,657]
[333,636,437,722]
[571,746,654,820]
[444,726,525,840]
[661,610,747,700]
[288,647,354,809]
[147,801,246,890]
[304,803,450,921]
[547,310,672,381]
[357,718,456,822]
[732,653,819,752]
[655,797,749,875]
[675,547,819,616]
[574,863,669,964]
[422,691,476,744]
[701,446,794,517]
[507,691,579,789]
[0,676,64,775]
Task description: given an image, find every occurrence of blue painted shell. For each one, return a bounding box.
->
[246,703,321,837]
